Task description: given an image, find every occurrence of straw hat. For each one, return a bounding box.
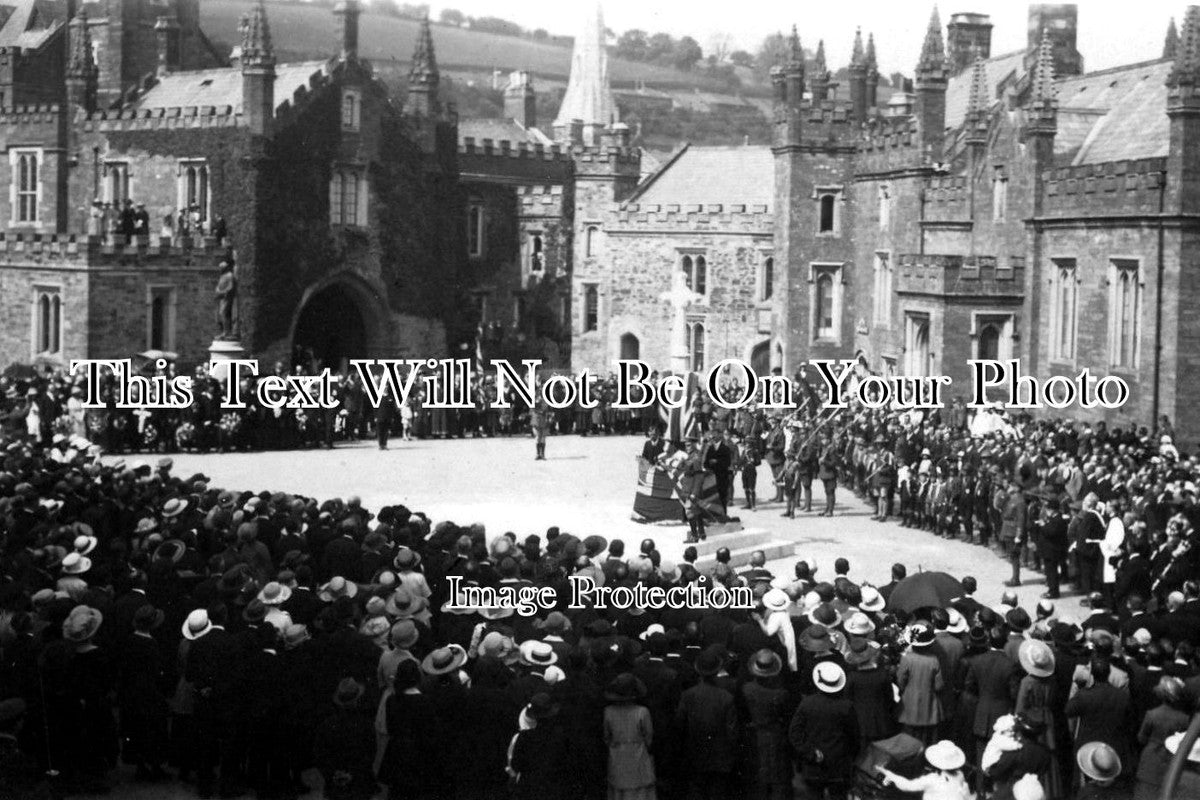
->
[60,552,92,575]
[859,585,885,613]
[421,645,468,676]
[1077,742,1122,782]
[946,608,969,634]
[813,662,846,693]
[925,740,966,771]
[73,534,98,556]
[843,612,875,637]
[162,497,189,518]
[1018,639,1056,678]
[318,576,358,602]
[63,605,103,643]
[182,608,213,640]
[762,588,791,612]
[257,581,292,606]
[518,640,558,668]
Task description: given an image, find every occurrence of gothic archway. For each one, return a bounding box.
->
[619,332,640,360]
[750,340,770,376]
[291,275,387,373]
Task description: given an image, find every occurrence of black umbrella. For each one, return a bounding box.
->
[886,571,964,613]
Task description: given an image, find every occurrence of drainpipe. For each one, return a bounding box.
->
[1152,170,1165,430]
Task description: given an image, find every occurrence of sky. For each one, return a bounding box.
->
[422,0,1182,74]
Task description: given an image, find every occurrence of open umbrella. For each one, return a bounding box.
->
[886,571,964,613]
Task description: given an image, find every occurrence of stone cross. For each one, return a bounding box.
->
[661,269,701,374]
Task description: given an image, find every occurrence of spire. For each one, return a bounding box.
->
[1165,16,1179,59]
[553,2,618,144]
[917,6,946,77]
[67,10,96,79]
[241,0,274,67]
[1030,28,1057,104]
[865,33,878,74]
[851,27,865,68]
[813,39,828,77]
[1168,6,1200,87]
[410,15,439,87]
[786,25,803,71]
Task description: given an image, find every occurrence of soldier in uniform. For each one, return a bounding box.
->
[817,434,839,517]
[682,437,708,543]
[531,395,550,461]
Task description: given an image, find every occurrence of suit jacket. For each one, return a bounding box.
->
[788,693,860,783]
[675,681,738,773]
[321,535,362,582]
[965,649,1019,738]
[896,649,943,726]
[1065,682,1131,764]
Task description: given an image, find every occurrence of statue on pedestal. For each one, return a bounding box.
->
[214,260,238,340]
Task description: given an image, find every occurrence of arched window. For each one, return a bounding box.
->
[585,225,600,258]
[689,322,705,371]
[761,256,774,301]
[342,91,360,131]
[693,256,707,295]
[1111,260,1140,368]
[1053,260,1077,360]
[978,323,1001,361]
[818,194,836,233]
[681,255,693,291]
[815,273,834,337]
[530,234,544,272]
[620,332,640,360]
[16,151,38,223]
[33,288,62,356]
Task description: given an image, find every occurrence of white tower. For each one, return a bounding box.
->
[553,2,618,145]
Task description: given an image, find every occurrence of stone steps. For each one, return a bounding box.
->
[695,539,796,572]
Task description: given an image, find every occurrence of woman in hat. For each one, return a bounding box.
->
[509,693,571,800]
[603,673,656,800]
[878,740,973,800]
[1015,639,1063,798]
[844,637,899,746]
[313,678,378,800]
[741,649,795,800]
[896,622,945,746]
[1132,676,1191,800]
[63,605,119,791]
[379,660,440,800]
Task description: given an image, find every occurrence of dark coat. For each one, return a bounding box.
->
[845,666,899,741]
[675,680,739,774]
[1065,682,1132,766]
[788,692,860,784]
[510,717,573,800]
[964,649,1019,738]
[313,706,378,800]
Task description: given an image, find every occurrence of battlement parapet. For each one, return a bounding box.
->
[458,137,571,161]
[1041,157,1168,216]
[607,202,773,234]
[925,175,970,205]
[0,104,64,124]
[860,117,921,152]
[83,105,241,132]
[0,232,230,268]
[898,252,1025,297]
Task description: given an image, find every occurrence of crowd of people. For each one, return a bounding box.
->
[2,362,1200,800]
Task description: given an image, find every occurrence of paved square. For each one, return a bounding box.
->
[152,434,1080,619]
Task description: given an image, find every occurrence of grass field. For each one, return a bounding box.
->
[201,0,746,92]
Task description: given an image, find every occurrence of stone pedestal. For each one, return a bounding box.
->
[208,339,248,381]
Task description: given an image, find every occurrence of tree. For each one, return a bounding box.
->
[371,0,399,17]
[672,36,703,71]
[439,8,465,26]
[396,3,428,20]
[707,32,734,64]
[469,16,524,37]
[753,32,788,81]
[616,29,649,61]
[729,50,754,68]
[647,32,675,63]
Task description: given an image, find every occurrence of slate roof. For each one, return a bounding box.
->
[944,50,1024,130]
[1056,59,1172,165]
[0,0,64,51]
[458,117,551,146]
[130,61,329,114]
[629,144,773,209]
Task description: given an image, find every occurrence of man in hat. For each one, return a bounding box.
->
[312,679,377,800]
[682,437,709,543]
[117,604,169,781]
[185,605,242,798]
[789,662,859,799]
[675,649,739,798]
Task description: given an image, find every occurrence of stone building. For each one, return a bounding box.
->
[0,0,461,371]
[765,3,1200,441]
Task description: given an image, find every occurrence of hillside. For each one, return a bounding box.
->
[201,0,756,93]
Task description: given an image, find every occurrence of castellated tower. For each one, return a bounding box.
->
[770,27,860,373]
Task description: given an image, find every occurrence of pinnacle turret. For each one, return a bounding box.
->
[67,11,96,79]
[1030,28,1057,104]
[916,6,946,81]
[1165,16,1179,59]
[851,28,865,68]
[965,55,990,142]
[241,0,274,67]
[865,33,878,74]
[1168,6,1200,87]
